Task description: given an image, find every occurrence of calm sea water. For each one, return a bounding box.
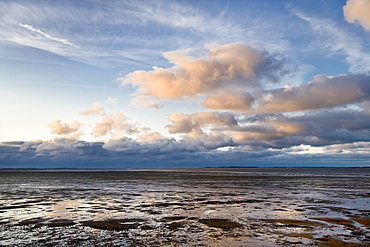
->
[1,168,369,246]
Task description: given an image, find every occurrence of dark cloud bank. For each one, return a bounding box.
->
[2,109,370,168]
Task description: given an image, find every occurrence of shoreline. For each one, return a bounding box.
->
[1,166,370,174]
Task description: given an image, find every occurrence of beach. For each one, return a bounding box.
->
[1,168,369,246]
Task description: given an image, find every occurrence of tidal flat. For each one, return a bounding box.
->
[0,167,369,246]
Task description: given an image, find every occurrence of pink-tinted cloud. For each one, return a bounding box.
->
[167,111,237,137]
[48,119,81,135]
[80,102,104,116]
[255,74,370,113]
[121,43,290,108]
[202,74,370,114]
[122,42,369,114]
[229,121,305,142]
[137,131,163,143]
[202,90,254,112]
[91,110,153,138]
[343,0,370,31]
[92,111,131,137]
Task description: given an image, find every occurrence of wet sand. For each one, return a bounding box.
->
[0,168,369,246]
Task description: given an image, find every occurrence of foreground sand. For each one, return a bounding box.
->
[0,168,369,246]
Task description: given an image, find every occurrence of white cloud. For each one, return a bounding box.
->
[106,97,118,105]
[324,141,370,154]
[35,137,79,153]
[20,23,79,48]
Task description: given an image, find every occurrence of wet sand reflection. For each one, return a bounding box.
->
[0,168,369,246]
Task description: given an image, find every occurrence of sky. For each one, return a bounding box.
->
[1,0,370,168]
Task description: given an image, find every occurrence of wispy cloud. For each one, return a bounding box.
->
[1,0,290,69]
[2,0,238,68]
[20,23,79,48]
[295,11,370,73]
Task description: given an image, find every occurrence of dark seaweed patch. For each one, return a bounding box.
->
[202,199,263,205]
[0,205,31,210]
[81,218,146,231]
[82,220,138,231]
[46,219,75,227]
[199,219,243,229]
[353,218,370,227]
[17,218,47,226]
[153,202,187,207]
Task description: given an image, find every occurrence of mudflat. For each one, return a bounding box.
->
[0,168,369,246]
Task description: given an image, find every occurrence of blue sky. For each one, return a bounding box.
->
[1,0,370,168]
